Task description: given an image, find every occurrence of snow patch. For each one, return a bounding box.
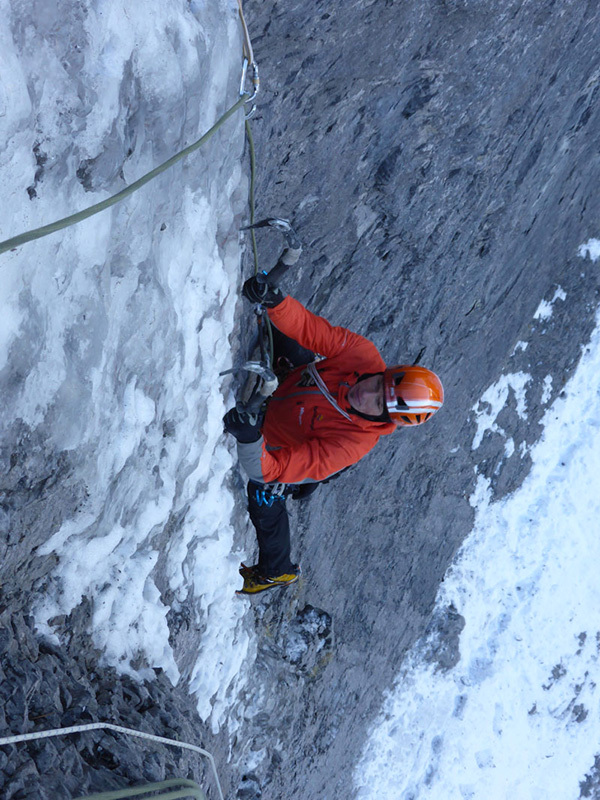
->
[471,372,531,450]
[578,238,600,262]
[541,374,553,405]
[534,286,566,321]
[512,340,528,354]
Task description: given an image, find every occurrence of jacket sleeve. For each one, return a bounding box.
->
[268,295,381,362]
[237,429,380,485]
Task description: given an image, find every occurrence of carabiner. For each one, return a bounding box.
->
[240,57,260,115]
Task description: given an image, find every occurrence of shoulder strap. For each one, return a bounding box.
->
[306,362,352,422]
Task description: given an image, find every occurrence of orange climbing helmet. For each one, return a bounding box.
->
[383,365,444,426]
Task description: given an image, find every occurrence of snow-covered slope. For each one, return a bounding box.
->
[356,243,600,798]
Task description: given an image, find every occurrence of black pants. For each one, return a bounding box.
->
[246,324,317,577]
[247,481,319,576]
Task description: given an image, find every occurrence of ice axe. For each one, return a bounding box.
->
[241,217,302,287]
[237,361,278,413]
[220,358,277,412]
[222,217,302,411]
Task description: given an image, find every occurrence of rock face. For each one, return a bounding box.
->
[0,606,211,799]
[3,1,600,799]
[234,0,600,797]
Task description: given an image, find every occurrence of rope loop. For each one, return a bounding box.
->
[0,722,224,800]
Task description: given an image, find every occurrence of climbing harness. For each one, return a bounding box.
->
[0,1,258,258]
[0,722,224,800]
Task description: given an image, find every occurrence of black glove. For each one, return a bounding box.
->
[223,407,263,443]
[242,275,286,307]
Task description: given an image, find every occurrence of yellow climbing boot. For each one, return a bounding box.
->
[237,563,300,594]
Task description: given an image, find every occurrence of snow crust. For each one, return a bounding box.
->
[355,243,600,798]
[1,0,250,732]
[578,238,600,262]
[533,286,566,321]
[471,372,531,450]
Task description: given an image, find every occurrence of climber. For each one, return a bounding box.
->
[223,275,444,594]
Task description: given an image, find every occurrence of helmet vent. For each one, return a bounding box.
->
[384,365,443,426]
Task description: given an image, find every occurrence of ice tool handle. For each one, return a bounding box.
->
[237,317,279,413]
[233,218,301,413]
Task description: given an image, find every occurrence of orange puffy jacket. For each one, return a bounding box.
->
[236,296,397,485]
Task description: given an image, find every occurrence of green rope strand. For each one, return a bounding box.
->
[244,116,274,365]
[0,95,247,257]
[75,778,205,800]
[244,118,259,274]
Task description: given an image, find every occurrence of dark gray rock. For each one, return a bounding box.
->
[422,603,466,672]
[29,740,59,775]
[141,752,165,784]
[0,605,211,800]
[580,754,600,799]
[0,627,12,656]
[238,773,262,800]
[232,0,600,796]
[271,604,333,670]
